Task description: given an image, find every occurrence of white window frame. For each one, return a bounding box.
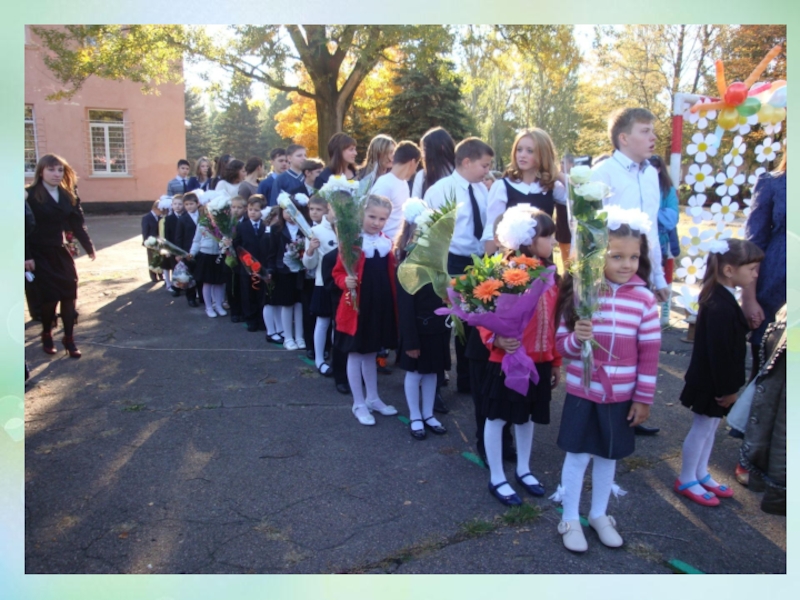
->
[88,109,129,176]
[25,105,38,177]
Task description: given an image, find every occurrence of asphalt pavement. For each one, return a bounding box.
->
[23,215,786,574]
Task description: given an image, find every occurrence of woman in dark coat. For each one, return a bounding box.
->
[25,154,95,358]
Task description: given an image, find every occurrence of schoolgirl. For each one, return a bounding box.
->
[189,203,230,319]
[314,133,358,189]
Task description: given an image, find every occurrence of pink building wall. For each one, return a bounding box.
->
[24,26,186,204]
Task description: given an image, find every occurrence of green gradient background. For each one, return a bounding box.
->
[1,2,795,596]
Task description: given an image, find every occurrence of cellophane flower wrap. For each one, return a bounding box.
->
[567,166,611,392]
[236,247,265,290]
[199,192,238,268]
[318,173,376,312]
[436,252,555,395]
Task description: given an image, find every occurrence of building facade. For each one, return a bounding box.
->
[25,26,186,207]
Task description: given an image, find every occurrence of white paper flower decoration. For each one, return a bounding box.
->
[723,136,746,167]
[687,132,718,163]
[735,113,758,135]
[709,197,740,223]
[676,256,706,285]
[685,164,714,192]
[737,226,745,239]
[748,167,767,187]
[715,166,745,197]
[755,137,781,163]
[763,121,783,136]
[676,285,699,316]
[686,194,712,224]
[742,196,753,219]
[712,221,734,241]
[681,226,715,256]
[685,99,717,129]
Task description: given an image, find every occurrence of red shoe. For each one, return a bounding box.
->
[699,474,734,498]
[674,479,720,507]
[735,464,749,487]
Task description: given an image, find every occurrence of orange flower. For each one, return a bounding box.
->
[459,275,468,281]
[473,279,503,302]
[450,278,457,287]
[502,268,530,287]
[514,255,542,269]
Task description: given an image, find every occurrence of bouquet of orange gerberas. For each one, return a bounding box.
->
[437,251,555,395]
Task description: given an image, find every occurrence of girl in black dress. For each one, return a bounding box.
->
[676,239,764,506]
[313,133,358,190]
[394,215,450,440]
[25,154,95,358]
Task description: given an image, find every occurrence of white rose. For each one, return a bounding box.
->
[569,165,593,186]
[575,181,611,201]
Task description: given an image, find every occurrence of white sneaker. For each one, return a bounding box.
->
[588,514,623,548]
[558,520,588,553]
[205,308,218,318]
[352,404,376,425]
[296,339,306,350]
[283,339,298,351]
[365,398,398,416]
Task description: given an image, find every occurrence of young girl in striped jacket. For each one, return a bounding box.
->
[551,207,661,553]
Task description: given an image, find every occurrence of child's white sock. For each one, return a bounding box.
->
[696,417,722,486]
[264,305,276,335]
[514,420,538,485]
[561,452,591,522]
[360,352,382,405]
[274,310,284,335]
[419,373,439,425]
[404,371,424,430]
[281,306,294,342]
[211,284,226,310]
[485,418,514,496]
[164,270,172,289]
[314,317,331,367]
[679,413,717,495]
[347,353,366,406]
[202,284,214,308]
[293,302,304,343]
[589,456,616,520]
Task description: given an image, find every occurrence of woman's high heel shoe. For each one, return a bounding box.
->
[61,335,82,359]
[41,332,57,355]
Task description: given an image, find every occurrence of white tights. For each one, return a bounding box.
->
[484,418,536,497]
[347,352,379,408]
[163,270,172,288]
[403,371,438,430]
[679,414,722,495]
[202,283,225,310]
[280,303,303,343]
[314,317,331,367]
[559,452,618,522]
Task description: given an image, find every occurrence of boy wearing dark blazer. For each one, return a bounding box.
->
[141,200,163,282]
[268,144,307,206]
[176,193,201,307]
[234,197,268,331]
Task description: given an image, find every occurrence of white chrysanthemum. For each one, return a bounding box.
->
[144,236,159,248]
[157,195,174,210]
[735,113,758,135]
[686,194,712,224]
[685,163,714,192]
[687,132,718,163]
[574,181,611,201]
[764,121,783,136]
[685,100,717,129]
[569,165,592,186]
[496,206,538,250]
[680,226,714,256]
[199,189,223,206]
[604,205,652,233]
[748,167,767,187]
[714,166,745,197]
[402,198,428,223]
[676,285,699,316]
[207,194,231,213]
[755,137,781,163]
[415,209,435,229]
[723,136,746,167]
[319,175,360,196]
[676,256,706,285]
[709,197,739,223]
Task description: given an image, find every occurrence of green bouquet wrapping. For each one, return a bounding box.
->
[566,166,611,392]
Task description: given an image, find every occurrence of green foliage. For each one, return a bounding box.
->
[259,90,294,157]
[213,74,264,161]
[500,503,542,526]
[185,89,216,162]
[384,57,475,143]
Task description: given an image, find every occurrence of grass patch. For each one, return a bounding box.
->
[459,518,497,538]
[500,503,542,527]
[122,404,147,412]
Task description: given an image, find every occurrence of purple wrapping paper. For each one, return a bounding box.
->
[436,266,556,395]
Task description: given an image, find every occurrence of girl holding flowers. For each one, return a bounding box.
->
[551,206,661,553]
[333,195,399,426]
[675,239,763,507]
[477,205,561,506]
[189,201,230,318]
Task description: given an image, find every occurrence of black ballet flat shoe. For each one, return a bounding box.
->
[433,391,450,414]
[317,363,334,378]
[634,424,660,436]
[409,419,426,440]
[515,471,546,497]
[488,481,522,507]
[423,416,447,435]
[336,383,351,395]
[266,333,284,345]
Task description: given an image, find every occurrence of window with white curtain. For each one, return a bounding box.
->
[88,109,128,174]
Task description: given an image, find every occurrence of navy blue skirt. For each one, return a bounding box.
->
[556,393,635,459]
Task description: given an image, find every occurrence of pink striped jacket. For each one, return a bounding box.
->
[556,275,661,405]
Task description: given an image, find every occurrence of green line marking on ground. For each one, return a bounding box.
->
[554,507,590,527]
[298,356,316,367]
[397,415,411,425]
[462,451,487,469]
[667,559,705,574]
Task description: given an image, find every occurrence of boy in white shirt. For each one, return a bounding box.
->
[371,141,421,241]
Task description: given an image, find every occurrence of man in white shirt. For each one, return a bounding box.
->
[591,108,667,437]
[424,137,494,396]
[591,108,669,302]
[371,141,421,241]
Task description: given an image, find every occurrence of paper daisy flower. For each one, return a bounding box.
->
[676,285,699,316]
[715,166,745,197]
[676,256,706,285]
[709,197,740,223]
[742,196,753,219]
[755,137,781,163]
[712,221,734,241]
[685,99,717,129]
[685,163,714,192]
[735,113,758,135]
[686,194,711,224]
[763,121,783,136]
[687,132,718,163]
[748,167,767,187]
[681,226,715,256]
[723,136,746,167]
